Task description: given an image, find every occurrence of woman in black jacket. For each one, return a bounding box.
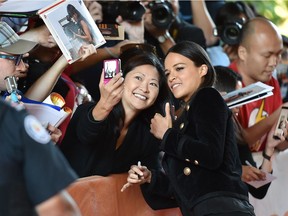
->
[60,50,170,177]
[123,41,255,216]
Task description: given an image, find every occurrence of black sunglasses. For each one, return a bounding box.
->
[0,54,23,66]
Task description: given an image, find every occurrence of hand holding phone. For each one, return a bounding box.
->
[103,59,121,84]
[273,106,288,139]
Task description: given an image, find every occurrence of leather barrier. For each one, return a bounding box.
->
[68,173,182,216]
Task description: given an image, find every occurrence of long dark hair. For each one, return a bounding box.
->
[112,51,170,130]
[166,41,216,90]
[67,4,83,20]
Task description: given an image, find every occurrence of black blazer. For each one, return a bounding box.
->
[143,88,248,213]
[60,102,161,177]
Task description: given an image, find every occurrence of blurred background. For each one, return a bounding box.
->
[240,0,288,36]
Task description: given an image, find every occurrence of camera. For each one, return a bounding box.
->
[214,19,243,45]
[99,1,145,23]
[147,0,175,29]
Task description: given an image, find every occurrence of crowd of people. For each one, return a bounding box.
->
[1,0,288,215]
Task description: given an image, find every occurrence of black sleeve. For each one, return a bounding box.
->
[161,88,229,169]
[247,183,270,199]
[21,114,77,205]
[141,169,178,210]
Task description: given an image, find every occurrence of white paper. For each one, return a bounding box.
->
[222,81,274,108]
[0,0,55,13]
[24,103,71,127]
[246,171,277,189]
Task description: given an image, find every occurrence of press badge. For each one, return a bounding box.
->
[24,115,50,144]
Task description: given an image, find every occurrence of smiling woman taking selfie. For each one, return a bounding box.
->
[60,50,169,178]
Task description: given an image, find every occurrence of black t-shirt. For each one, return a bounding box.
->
[0,100,77,216]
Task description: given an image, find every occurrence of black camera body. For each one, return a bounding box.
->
[100,1,174,29]
[100,1,145,23]
[214,19,244,45]
[147,0,175,29]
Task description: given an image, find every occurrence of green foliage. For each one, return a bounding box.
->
[244,0,288,36]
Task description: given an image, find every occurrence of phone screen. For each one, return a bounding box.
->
[103,59,121,84]
[274,106,288,139]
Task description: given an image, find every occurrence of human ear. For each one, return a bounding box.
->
[199,64,208,77]
[238,45,247,61]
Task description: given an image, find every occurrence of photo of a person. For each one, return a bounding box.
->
[274,110,288,138]
[60,3,95,58]
[104,60,117,79]
[224,90,253,104]
[278,115,286,129]
[39,0,105,63]
[66,4,93,45]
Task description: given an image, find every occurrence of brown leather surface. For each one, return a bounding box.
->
[68,173,182,216]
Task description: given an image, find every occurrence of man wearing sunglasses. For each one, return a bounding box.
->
[0,21,37,91]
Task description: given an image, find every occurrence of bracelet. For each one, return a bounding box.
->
[104,47,119,58]
[262,151,272,161]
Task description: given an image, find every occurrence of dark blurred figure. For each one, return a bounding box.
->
[178,0,225,24]
[207,1,256,66]
[0,98,80,216]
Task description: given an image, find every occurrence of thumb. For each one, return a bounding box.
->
[99,69,105,87]
[165,102,172,121]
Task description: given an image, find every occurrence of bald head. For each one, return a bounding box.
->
[240,17,282,48]
[237,17,283,85]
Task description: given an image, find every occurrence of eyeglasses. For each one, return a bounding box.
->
[0,54,23,66]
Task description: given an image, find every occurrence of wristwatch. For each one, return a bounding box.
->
[262,151,272,161]
[157,32,170,43]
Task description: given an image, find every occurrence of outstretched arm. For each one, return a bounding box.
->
[241,106,281,148]
[25,44,96,102]
[190,0,218,46]
[70,40,138,74]
[92,71,124,121]
[24,55,67,101]
[20,24,57,48]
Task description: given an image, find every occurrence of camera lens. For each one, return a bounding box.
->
[148,1,174,29]
[100,1,145,23]
[152,5,169,22]
[221,22,242,45]
[119,2,145,22]
[225,25,239,39]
